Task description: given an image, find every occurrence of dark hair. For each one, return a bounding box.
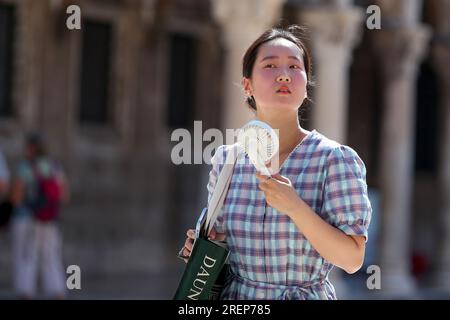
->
[26,132,47,157]
[242,25,313,111]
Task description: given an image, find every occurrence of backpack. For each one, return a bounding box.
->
[31,161,63,222]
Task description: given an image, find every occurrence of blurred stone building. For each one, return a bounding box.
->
[0,0,449,298]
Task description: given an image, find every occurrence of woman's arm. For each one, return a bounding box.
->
[256,172,365,274]
[287,198,365,274]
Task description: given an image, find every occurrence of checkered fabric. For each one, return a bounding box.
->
[202,129,372,300]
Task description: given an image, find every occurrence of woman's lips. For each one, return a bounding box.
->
[276,87,291,94]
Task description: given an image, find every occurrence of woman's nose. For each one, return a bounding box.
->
[276,75,291,83]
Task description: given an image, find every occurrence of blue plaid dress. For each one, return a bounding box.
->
[204,129,372,300]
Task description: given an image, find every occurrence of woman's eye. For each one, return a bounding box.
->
[290,65,301,69]
[264,64,276,68]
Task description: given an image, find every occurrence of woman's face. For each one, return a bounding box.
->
[243,38,307,113]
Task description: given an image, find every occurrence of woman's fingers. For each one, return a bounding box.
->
[186,229,196,239]
[178,238,193,263]
[208,228,226,241]
[208,228,216,239]
[184,237,194,251]
[255,172,271,182]
[273,173,291,185]
[178,229,198,263]
[181,229,196,257]
[182,247,190,258]
[179,227,226,264]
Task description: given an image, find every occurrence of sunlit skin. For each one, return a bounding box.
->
[183,38,365,274]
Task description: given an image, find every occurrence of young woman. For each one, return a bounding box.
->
[180,25,372,300]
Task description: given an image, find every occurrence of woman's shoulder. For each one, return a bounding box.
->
[306,130,364,166]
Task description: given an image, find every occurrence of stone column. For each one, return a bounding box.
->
[115,1,145,152]
[299,6,364,143]
[373,25,431,296]
[431,41,450,290]
[376,0,423,27]
[40,0,76,159]
[15,0,48,131]
[211,0,285,131]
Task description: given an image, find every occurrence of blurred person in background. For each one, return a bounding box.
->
[10,132,69,299]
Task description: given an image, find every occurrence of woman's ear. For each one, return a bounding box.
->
[242,77,252,96]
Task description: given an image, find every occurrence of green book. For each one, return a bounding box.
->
[174,144,238,300]
[173,237,230,300]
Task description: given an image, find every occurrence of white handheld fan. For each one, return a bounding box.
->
[237,120,279,177]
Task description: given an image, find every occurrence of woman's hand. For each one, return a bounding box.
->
[255,172,303,216]
[256,172,366,274]
[178,228,226,263]
[178,229,196,263]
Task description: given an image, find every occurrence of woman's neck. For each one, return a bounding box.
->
[256,110,308,156]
